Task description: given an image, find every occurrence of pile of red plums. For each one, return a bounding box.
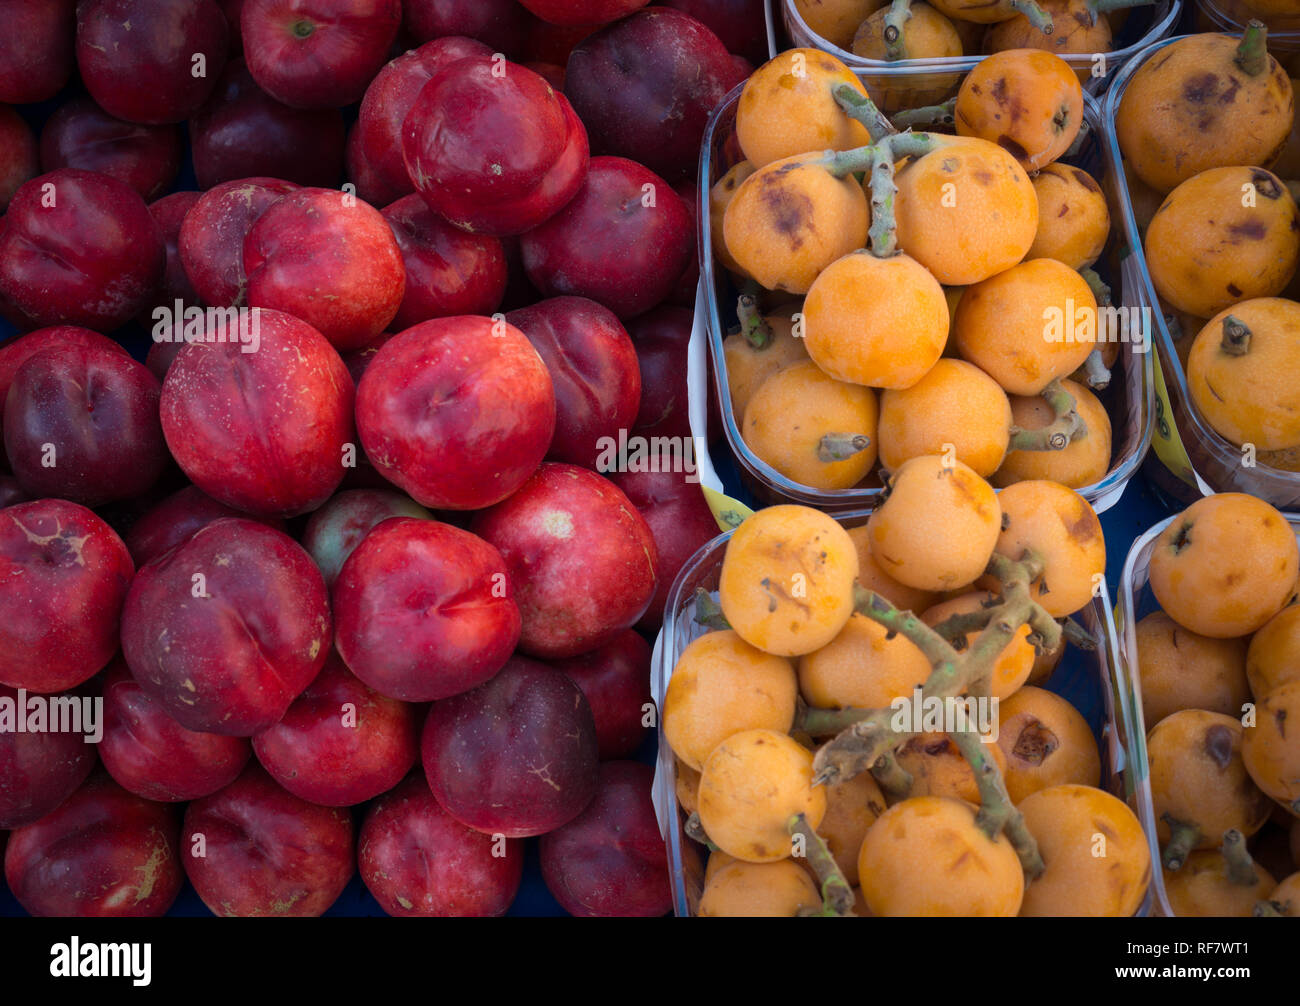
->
[0,0,763,917]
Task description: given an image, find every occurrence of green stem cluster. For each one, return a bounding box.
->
[1008,378,1086,452]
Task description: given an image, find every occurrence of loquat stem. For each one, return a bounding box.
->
[951,727,1046,877]
[1010,0,1054,33]
[788,813,856,916]
[1219,315,1252,356]
[868,146,899,258]
[1062,617,1099,651]
[893,98,956,130]
[692,587,731,631]
[736,292,773,349]
[1253,900,1285,917]
[817,432,873,463]
[1235,20,1269,78]
[1081,348,1112,391]
[831,83,897,144]
[1008,378,1085,452]
[685,812,719,851]
[882,0,913,61]
[869,751,914,800]
[1161,814,1200,871]
[1220,829,1259,887]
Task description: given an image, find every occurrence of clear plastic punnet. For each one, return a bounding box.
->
[1103,34,1300,510]
[1194,0,1300,52]
[1115,511,1300,917]
[779,0,1184,94]
[696,80,1154,513]
[651,510,1162,918]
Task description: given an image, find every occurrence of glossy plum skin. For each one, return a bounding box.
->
[355,316,556,510]
[0,683,97,829]
[565,8,739,181]
[120,518,332,736]
[506,296,641,469]
[302,488,431,588]
[125,485,287,567]
[610,465,720,627]
[182,763,354,917]
[403,0,534,52]
[0,0,77,104]
[0,326,129,451]
[382,194,508,330]
[540,761,671,916]
[242,0,402,109]
[334,517,521,701]
[5,774,182,917]
[359,773,524,916]
[0,106,38,213]
[146,191,203,317]
[189,59,346,190]
[471,463,658,658]
[76,0,230,124]
[0,169,165,332]
[421,656,599,837]
[160,309,355,518]
[627,305,693,440]
[179,176,298,308]
[4,342,165,507]
[252,653,419,806]
[0,499,133,693]
[244,187,405,352]
[547,629,652,759]
[521,156,692,319]
[346,123,404,207]
[358,36,491,198]
[99,660,251,803]
[402,55,589,236]
[518,0,649,25]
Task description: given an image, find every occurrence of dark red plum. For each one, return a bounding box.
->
[359,773,523,916]
[146,191,203,318]
[402,55,589,236]
[358,36,491,198]
[0,169,165,332]
[40,98,182,201]
[4,774,182,917]
[0,683,97,829]
[178,176,298,308]
[565,9,738,181]
[421,656,599,836]
[518,0,649,25]
[540,761,671,916]
[76,0,230,124]
[190,59,345,190]
[382,195,508,330]
[333,518,520,701]
[0,326,128,450]
[628,305,693,440]
[242,0,401,109]
[547,629,651,759]
[182,763,354,916]
[471,463,658,658]
[0,106,37,213]
[160,309,355,517]
[346,123,404,208]
[506,296,640,468]
[303,488,431,587]
[99,660,251,803]
[0,477,26,508]
[355,316,555,510]
[3,341,165,507]
[0,500,133,693]
[663,0,768,63]
[521,156,691,319]
[124,484,287,567]
[610,464,719,627]
[120,518,331,736]
[244,187,405,352]
[403,0,533,53]
[0,0,76,104]
[252,653,419,806]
